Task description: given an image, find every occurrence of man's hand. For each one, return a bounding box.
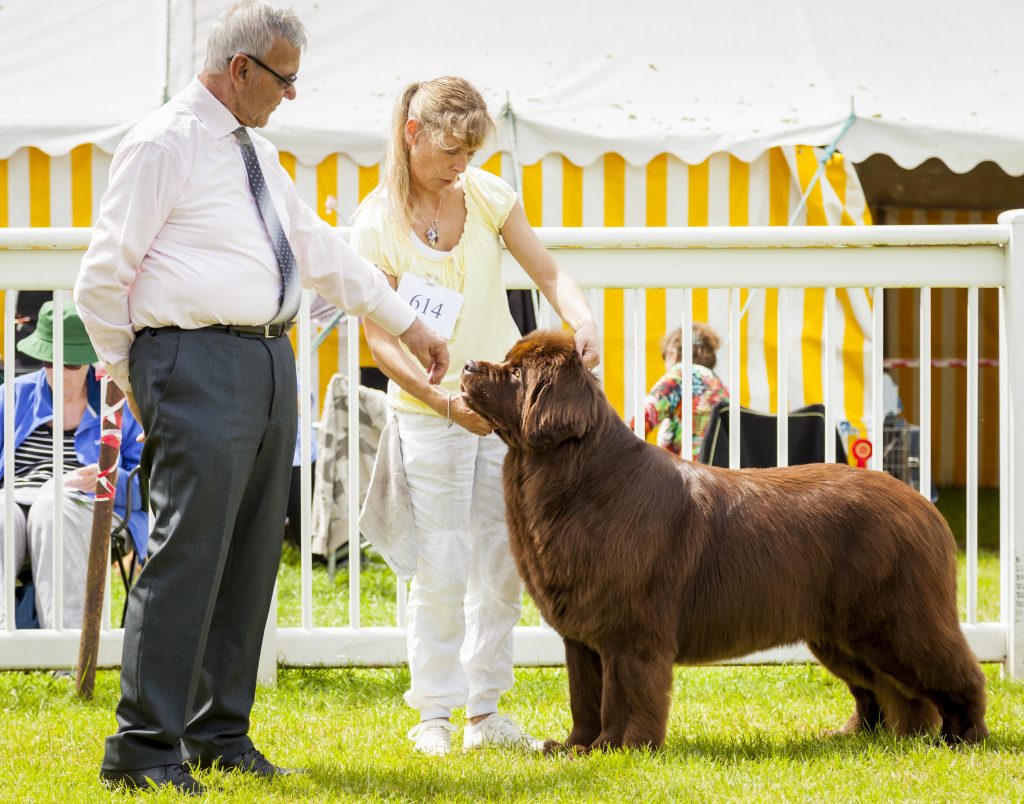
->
[574,320,601,368]
[123,389,146,442]
[398,317,449,385]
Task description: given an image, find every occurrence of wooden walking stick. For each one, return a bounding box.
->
[76,374,126,699]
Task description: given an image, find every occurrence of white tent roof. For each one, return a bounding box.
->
[5,0,1024,174]
[0,1,168,159]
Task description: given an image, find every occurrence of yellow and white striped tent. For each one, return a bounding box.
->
[0,143,875,442]
[6,0,1024,485]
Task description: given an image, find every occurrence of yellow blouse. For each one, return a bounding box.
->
[350,167,522,416]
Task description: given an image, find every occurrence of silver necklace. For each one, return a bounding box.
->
[422,191,445,247]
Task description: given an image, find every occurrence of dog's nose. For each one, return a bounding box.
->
[464,360,481,374]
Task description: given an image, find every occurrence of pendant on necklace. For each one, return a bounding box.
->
[425,221,440,247]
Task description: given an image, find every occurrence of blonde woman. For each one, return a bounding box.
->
[353,76,599,755]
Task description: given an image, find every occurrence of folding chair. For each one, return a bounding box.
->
[110,464,148,626]
[698,402,848,467]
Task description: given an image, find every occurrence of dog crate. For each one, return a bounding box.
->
[882,415,922,492]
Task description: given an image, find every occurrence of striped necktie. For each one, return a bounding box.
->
[234,126,301,324]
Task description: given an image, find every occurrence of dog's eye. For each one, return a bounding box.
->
[512,368,521,379]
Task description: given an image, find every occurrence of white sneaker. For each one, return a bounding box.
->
[408,719,457,755]
[463,714,545,752]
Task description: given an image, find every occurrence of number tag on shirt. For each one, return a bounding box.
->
[396,273,464,339]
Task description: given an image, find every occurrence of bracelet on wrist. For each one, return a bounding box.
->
[446,393,455,428]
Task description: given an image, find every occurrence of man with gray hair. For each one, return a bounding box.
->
[75,1,448,794]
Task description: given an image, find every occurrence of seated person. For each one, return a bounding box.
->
[0,302,145,629]
[638,322,729,458]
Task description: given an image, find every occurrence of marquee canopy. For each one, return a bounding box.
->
[4,0,1022,173]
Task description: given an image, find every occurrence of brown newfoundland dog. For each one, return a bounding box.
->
[460,330,988,751]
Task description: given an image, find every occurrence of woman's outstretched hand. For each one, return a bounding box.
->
[574,320,600,368]
[448,393,492,436]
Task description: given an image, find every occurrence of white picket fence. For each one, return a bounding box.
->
[1,219,1022,681]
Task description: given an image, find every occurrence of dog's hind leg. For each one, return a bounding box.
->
[926,687,989,745]
[915,653,989,745]
[553,638,603,753]
[847,630,988,744]
[807,641,883,735]
[588,649,674,751]
[873,678,941,737]
[915,636,989,744]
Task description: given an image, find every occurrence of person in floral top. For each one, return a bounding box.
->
[640,322,729,458]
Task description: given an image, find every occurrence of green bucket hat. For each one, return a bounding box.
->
[16,301,98,366]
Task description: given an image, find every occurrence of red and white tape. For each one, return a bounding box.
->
[884,357,999,369]
[96,395,125,501]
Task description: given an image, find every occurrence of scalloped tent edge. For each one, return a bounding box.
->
[3,0,1023,176]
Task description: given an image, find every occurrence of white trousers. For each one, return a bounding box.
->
[397,411,522,721]
[0,479,101,629]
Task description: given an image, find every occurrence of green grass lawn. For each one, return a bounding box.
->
[934,487,1001,552]
[2,663,1023,802]
[15,489,1018,801]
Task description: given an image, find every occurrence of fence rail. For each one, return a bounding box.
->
[1,221,1022,680]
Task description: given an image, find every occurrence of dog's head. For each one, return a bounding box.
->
[460,330,602,452]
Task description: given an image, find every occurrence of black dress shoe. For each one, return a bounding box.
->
[100,763,205,795]
[192,746,303,778]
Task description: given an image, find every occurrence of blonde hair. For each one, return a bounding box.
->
[661,322,720,370]
[384,77,495,232]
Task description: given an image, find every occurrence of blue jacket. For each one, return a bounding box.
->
[0,368,147,555]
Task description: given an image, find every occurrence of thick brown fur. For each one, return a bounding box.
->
[460,330,988,751]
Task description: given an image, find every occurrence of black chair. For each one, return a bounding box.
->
[110,465,148,626]
[698,401,848,468]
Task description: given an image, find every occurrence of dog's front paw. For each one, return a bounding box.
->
[541,739,594,757]
[820,711,881,739]
[541,739,569,756]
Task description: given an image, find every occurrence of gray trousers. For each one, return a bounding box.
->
[0,479,106,629]
[102,327,296,771]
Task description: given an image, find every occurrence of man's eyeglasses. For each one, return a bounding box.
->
[41,361,87,370]
[240,53,297,90]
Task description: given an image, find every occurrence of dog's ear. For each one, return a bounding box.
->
[521,348,600,449]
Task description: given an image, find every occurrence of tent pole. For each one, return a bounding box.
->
[163,0,173,103]
[501,93,522,193]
